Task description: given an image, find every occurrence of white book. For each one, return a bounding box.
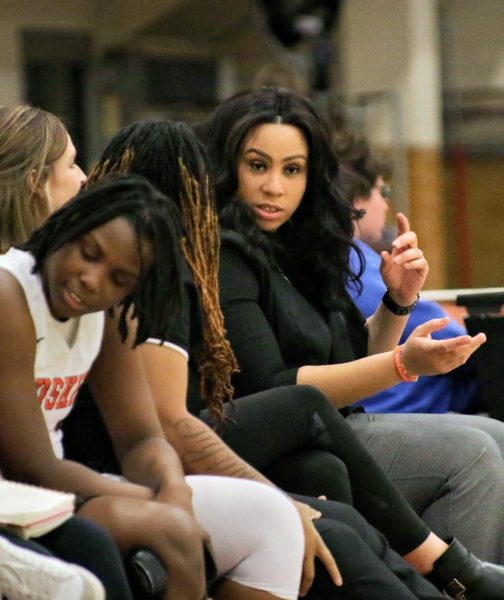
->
[0,480,75,538]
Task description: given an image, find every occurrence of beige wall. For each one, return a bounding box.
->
[440,0,504,91]
[339,0,504,289]
[0,0,94,104]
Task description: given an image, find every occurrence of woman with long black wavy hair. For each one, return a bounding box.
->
[204,85,504,599]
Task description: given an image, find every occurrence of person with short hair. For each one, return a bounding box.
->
[333,131,482,414]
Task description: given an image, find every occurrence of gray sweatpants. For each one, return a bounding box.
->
[347,412,504,563]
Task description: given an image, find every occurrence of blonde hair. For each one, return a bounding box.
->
[0,105,68,253]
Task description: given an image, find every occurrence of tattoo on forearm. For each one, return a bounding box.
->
[175,418,262,480]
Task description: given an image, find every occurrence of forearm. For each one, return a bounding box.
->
[8,455,153,501]
[168,415,272,485]
[366,301,410,355]
[120,436,191,502]
[297,351,402,408]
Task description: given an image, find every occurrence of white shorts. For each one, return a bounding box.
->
[187,475,304,599]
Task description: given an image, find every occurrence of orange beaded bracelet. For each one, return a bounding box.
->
[393,346,418,383]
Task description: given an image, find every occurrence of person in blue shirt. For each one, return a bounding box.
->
[334,132,482,413]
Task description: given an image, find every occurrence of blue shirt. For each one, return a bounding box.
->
[347,240,481,413]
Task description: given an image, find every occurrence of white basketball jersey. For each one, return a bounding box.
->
[0,248,105,458]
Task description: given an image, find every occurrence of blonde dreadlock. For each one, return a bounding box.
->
[91,123,238,422]
[179,161,238,423]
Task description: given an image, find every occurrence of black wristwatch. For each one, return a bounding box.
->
[382,290,419,316]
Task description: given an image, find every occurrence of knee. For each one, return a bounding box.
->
[293,449,351,502]
[312,450,349,482]
[295,384,330,405]
[292,385,333,417]
[153,506,203,559]
[448,428,504,483]
[458,428,502,463]
[470,416,504,457]
[316,501,370,538]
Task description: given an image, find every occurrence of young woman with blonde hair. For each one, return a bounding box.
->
[0,103,130,600]
[0,104,86,253]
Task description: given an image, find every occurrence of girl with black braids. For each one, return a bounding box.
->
[63,118,480,600]
[0,103,131,600]
[0,174,306,600]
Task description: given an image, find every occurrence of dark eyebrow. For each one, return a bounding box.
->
[243,147,307,162]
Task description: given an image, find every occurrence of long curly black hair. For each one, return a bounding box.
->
[203,86,364,310]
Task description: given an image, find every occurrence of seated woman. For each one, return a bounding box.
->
[333,130,482,414]
[202,85,504,595]
[0,103,131,600]
[64,118,501,600]
[0,174,305,600]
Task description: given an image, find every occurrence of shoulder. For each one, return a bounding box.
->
[0,265,37,359]
[0,250,36,314]
[220,228,269,273]
[0,266,30,308]
[219,229,268,301]
[219,228,248,254]
[0,248,36,280]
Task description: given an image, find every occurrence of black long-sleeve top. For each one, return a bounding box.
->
[218,229,368,412]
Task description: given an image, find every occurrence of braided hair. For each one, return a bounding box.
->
[90,121,238,422]
[21,174,183,347]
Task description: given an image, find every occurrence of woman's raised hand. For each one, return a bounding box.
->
[401,317,487,377]
[380,213,429,306]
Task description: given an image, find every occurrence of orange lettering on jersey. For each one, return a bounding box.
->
[45,377,64,410]
[55,375,78,409]
[35,373,88,411]
[36,378,51,405]
[68,372,88,406]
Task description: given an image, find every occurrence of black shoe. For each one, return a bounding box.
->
[427,538,504,599]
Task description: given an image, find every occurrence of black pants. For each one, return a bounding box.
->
[296,498,444,599]
[202,384,430,555]
[1,516,133,600]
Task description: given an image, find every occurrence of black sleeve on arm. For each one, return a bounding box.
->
[150,265,203,356]
[219,244,299,396]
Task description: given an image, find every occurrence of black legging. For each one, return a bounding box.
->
[201,384,430,555]
[1,516,133,600]
[297,498,443,599]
